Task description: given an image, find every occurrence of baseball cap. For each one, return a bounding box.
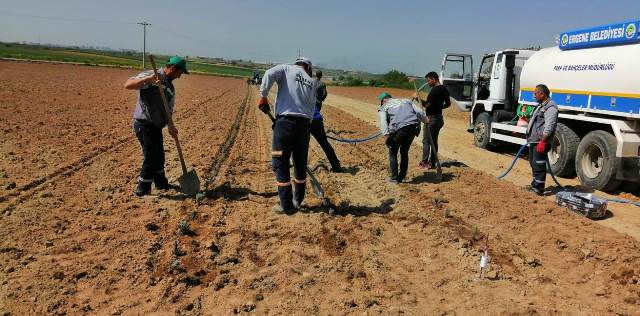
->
[295,57,312,67]
[167,56,189,74]
[378,92,392,100]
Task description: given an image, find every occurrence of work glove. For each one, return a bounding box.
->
[257,97,270,114]
[536,139,547,154]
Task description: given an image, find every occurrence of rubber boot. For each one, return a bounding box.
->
[154,173,171,190]
[135,181,152,197]
[277,185,295,212]
[293,182,306,209]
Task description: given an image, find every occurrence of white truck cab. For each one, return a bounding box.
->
[441,20,640,192]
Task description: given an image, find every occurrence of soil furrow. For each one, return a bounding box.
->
[203,85,251,188]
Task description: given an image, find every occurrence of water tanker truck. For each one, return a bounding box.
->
[441,20,640,192]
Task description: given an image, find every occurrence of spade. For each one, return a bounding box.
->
[148,55,200,195]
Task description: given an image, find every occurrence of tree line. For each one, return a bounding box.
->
[331,70,413,89]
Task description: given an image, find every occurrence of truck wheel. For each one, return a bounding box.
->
[474,112,492,149]
[575,130,621,192]
[548,123,579,177]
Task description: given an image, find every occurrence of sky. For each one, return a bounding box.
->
[1,0,639,74]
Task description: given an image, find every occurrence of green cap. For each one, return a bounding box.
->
[378,92,392,100]
[167,56,189,74]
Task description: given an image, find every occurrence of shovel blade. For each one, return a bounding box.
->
[178,169,201,196]
[305,167,325,198]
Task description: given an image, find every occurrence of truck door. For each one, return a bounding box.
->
[440,53,473,111]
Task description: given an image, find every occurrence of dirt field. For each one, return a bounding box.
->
[1,62,640,315]
[328,86,640,240]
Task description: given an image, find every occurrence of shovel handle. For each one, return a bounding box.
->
[149,54,189,174]
[173,136,189,174]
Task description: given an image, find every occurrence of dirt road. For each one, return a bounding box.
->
[1,62,640,314]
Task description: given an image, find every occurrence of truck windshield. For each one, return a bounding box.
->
[479,55,494,80]
[477,55,494,100]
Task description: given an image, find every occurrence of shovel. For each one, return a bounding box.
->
[148,55,201,195]
[264,111,336,214]
[412,80,442,182]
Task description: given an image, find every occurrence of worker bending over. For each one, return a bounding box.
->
[378,92,426,183]
[258,57,317,214]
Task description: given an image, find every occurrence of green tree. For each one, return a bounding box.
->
[345,77,363,86]
[382,70,411,88]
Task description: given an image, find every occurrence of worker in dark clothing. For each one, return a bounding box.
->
[378,92,426,183]
[310,70,342,172]
[416,71,450,169]
[525,84,559,196]
[258,57,317,214]
[124,56,189,197]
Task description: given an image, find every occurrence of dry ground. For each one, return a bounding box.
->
[1,62,640,315]
[328,86,640,240]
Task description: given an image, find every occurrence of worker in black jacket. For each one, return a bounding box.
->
[417,72,450,169]
[310,70,342,172]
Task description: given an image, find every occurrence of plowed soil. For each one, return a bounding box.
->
[328,86,640,240]
[1,62,640,315]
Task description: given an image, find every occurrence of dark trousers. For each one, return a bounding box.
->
[422,114,444,164]
[134,120,165,183]
[272,116,311,209]
[529,143,550,191]
[310,119,341,169]
[387,124,419,181]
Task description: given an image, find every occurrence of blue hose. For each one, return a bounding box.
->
[497,143,639,207]
[496,143,528,179]
[326,132,382,144]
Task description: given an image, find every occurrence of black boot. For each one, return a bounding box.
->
[398,169,406,183]
[276,185,295,213]
[135,181,152,197]
[293,182,306,209]
[154,173,171,190]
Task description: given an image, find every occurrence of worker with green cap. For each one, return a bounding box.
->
[124,55,189,197]
[377,92,426,183]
